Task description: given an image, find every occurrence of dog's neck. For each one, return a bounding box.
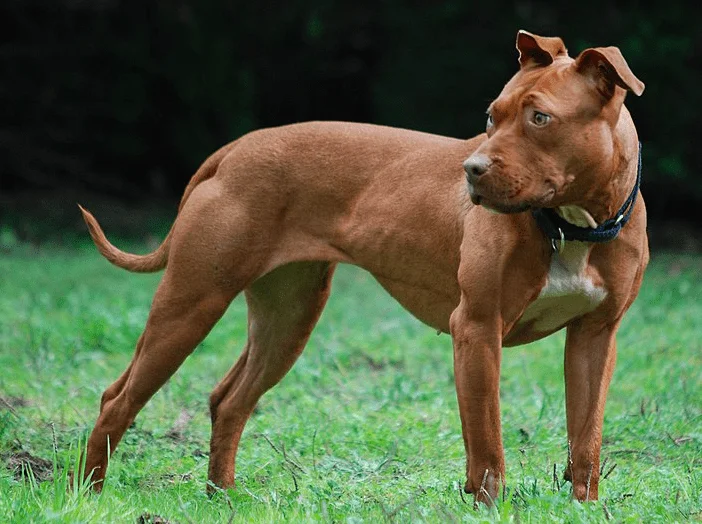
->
[565,110,640,229]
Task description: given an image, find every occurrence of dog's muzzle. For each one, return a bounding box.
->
[463,154,492,205]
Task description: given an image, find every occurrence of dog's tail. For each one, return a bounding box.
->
[78,205,172,273]
[79,143,233,273]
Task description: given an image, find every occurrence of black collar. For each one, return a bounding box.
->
[531,142,642,252]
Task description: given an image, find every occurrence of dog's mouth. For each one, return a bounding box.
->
[468,182,529,214]
[480,199,531,214]
[468,184,555,215]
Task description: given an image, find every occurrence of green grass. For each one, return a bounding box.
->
[0,242,700,522]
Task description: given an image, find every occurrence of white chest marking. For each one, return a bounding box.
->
[518,239,607,333]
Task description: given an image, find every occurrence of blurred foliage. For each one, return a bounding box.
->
[1,1,700,221]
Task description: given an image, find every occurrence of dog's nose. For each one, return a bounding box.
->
[463,155,491,178]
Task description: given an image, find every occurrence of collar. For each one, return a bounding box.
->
[531,142,642,252]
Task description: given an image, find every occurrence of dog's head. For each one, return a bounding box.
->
[464,30,644,215]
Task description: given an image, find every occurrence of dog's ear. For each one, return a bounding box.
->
[516,30,568,68]
[574,47,645,100]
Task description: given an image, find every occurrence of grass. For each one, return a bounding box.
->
[0,240,700,522]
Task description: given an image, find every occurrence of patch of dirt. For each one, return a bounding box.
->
[3,450,53,482]
[164,409,193,441]
[161,472,193,484]
[136,513,172,524]
[0,396,31,408]
[0,396,31,415]
[356,352,405,372]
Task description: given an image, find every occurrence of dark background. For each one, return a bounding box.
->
[1,1,700,246]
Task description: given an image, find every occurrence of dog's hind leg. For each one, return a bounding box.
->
[83,181,269,491]
[83,266,244,490]
[207,261,336,491]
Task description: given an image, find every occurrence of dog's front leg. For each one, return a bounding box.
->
[563,316,619,501]
[450,297,505,505]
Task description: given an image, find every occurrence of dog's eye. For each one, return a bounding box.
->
[486,113,494,129]
[532,111,551,127]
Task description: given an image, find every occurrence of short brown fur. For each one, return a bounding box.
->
[80,31,647,504]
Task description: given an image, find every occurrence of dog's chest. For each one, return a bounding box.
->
[515,242,607,334]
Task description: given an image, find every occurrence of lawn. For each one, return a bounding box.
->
[0,240,700,522]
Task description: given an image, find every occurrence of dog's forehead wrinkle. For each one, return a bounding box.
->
[491,91,527,122]
[495,66,566,117]
[526,67,574,101]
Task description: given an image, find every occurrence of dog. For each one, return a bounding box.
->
[78,30,647,504]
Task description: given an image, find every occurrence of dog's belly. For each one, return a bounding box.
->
[505,251,607,346]
[373,275,458,333]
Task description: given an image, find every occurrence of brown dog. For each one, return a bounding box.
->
[79,31,647,504]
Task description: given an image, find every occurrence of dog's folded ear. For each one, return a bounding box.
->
[575,47,645,99]
[516,30,568,68]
